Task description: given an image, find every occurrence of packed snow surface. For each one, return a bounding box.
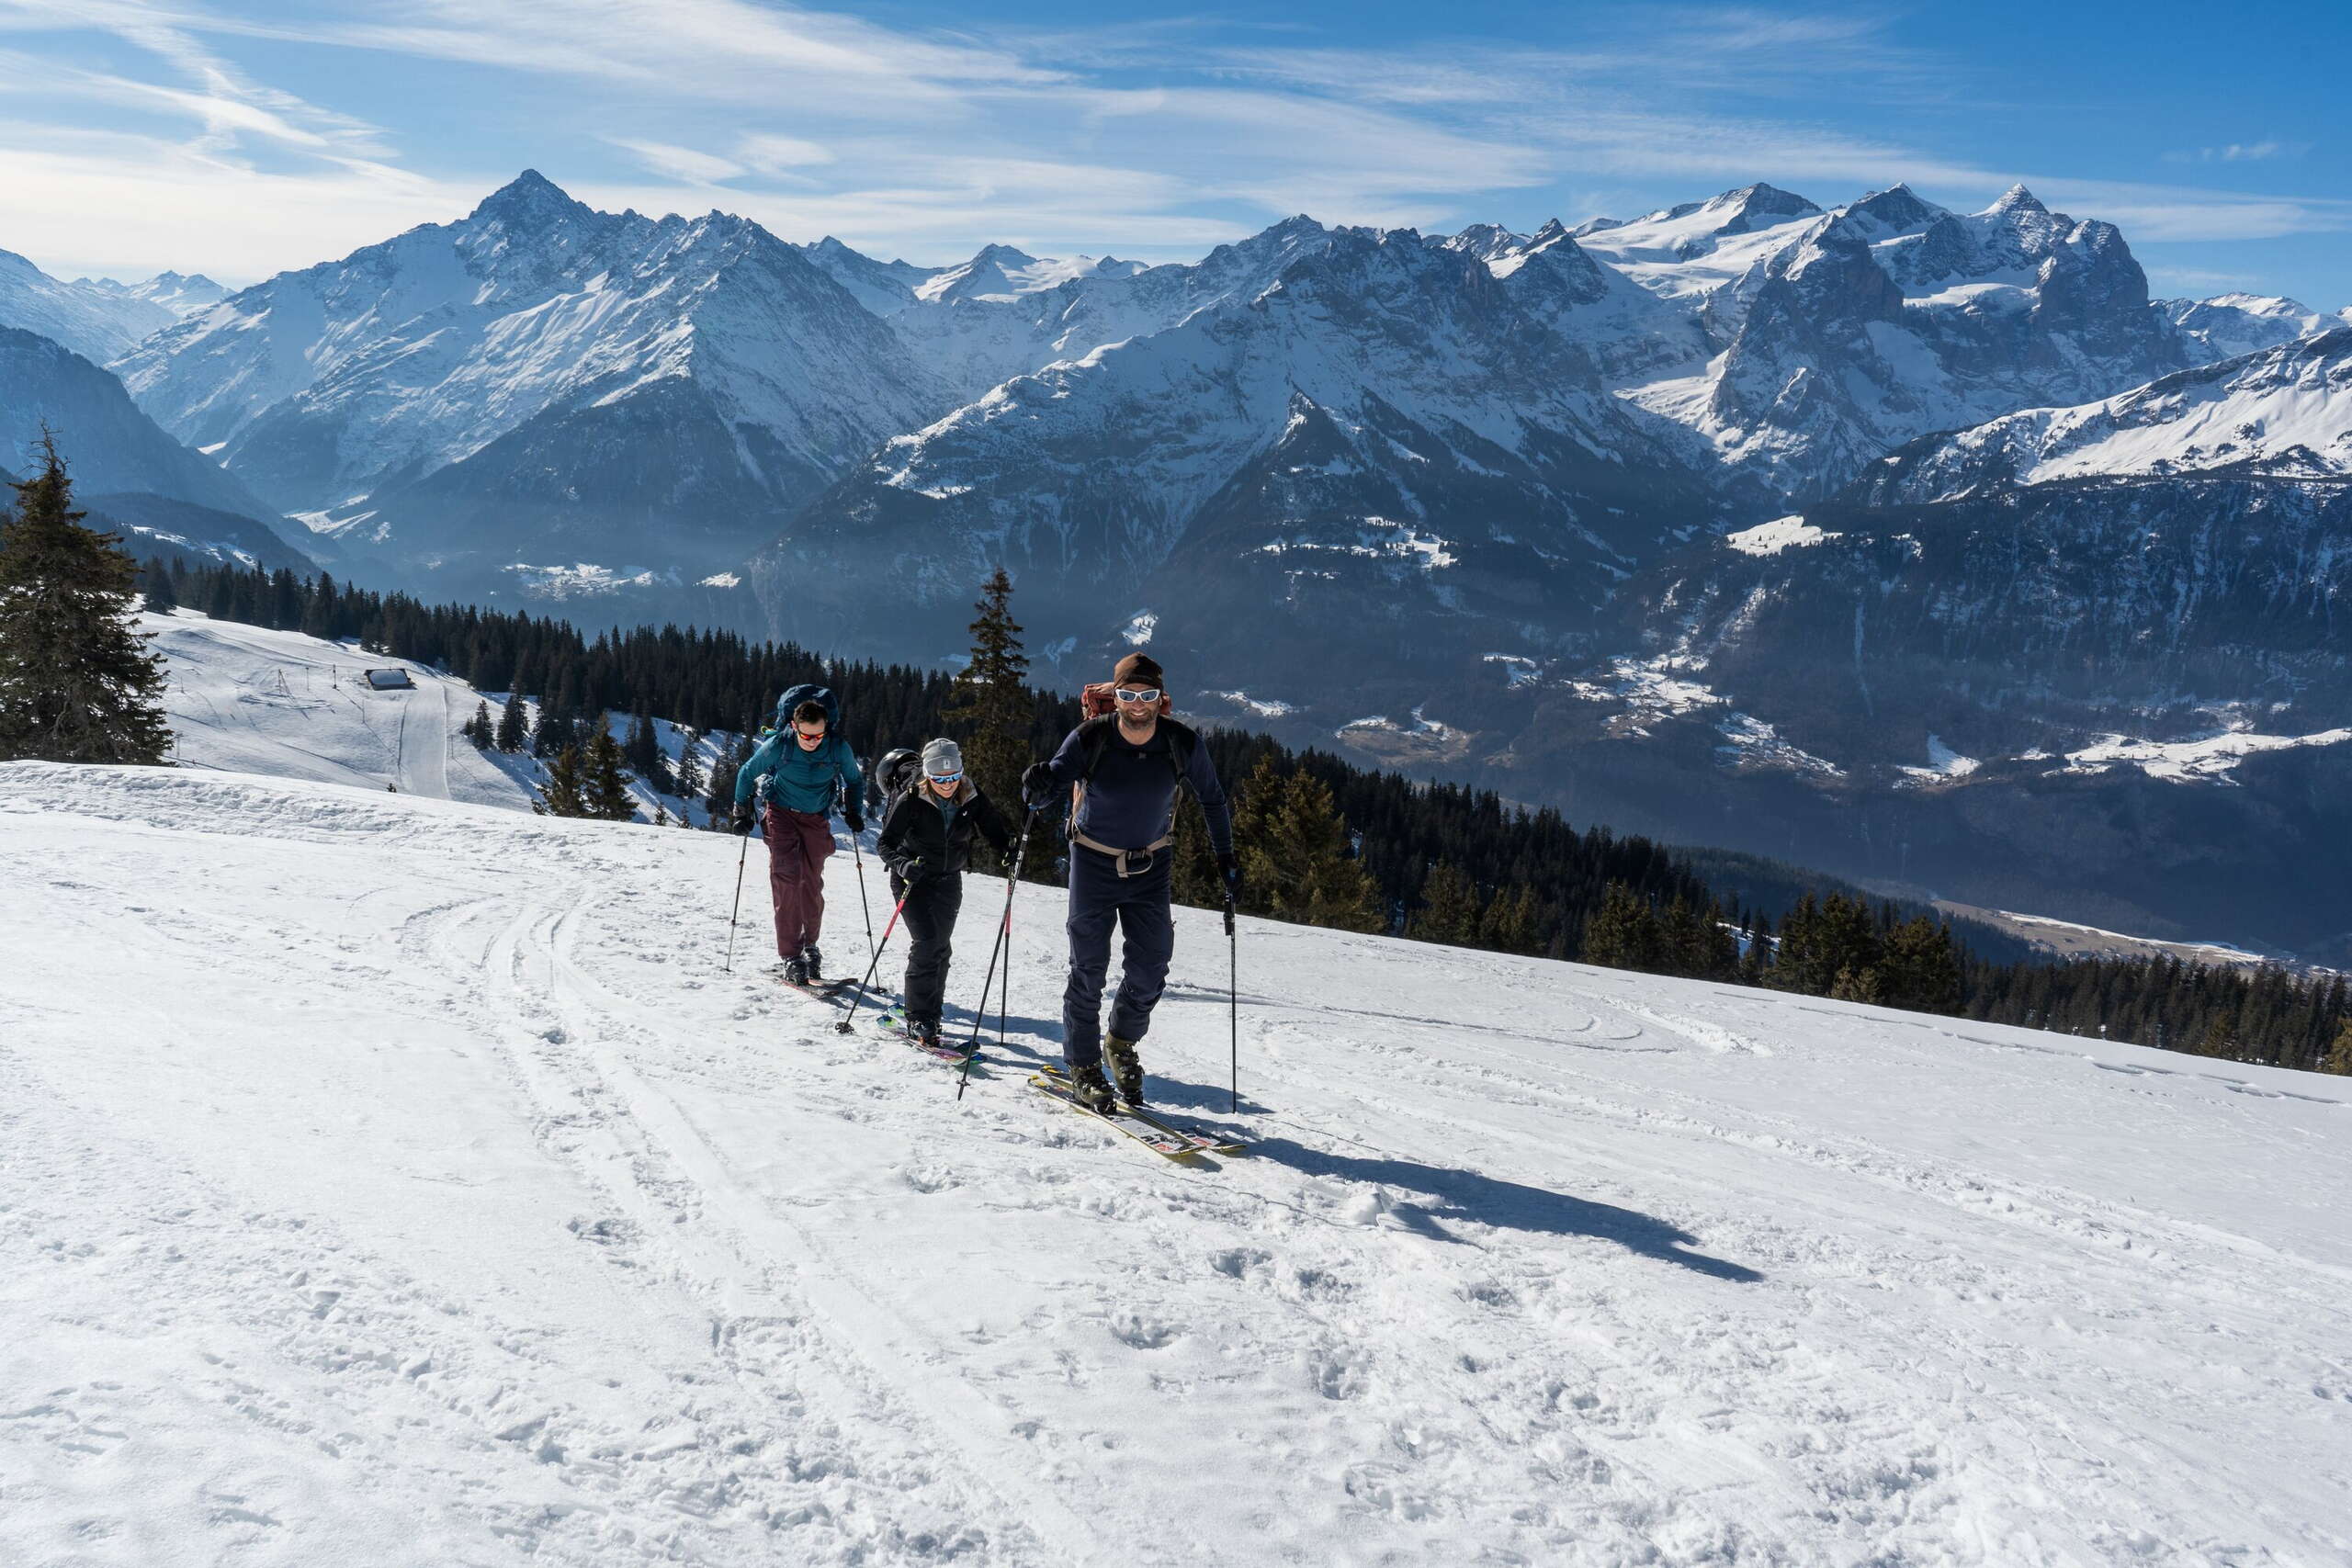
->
[2062,725,2352,784]
[5,764,2347,1565]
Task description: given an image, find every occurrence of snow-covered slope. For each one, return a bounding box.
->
[144,609,540,808]
[144,608,729,822]
[4,761,2346,1564]
[1861,328,2352,494]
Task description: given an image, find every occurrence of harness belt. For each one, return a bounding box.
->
[1071,830,1171,878]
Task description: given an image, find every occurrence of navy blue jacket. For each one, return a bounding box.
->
[1036,716,1234,855]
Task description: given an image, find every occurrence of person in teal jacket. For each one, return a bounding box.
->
[733,698,864,984]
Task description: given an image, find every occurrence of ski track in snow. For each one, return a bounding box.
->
[4,764,2350,1566]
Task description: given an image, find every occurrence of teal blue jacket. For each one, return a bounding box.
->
[735,731,862,817]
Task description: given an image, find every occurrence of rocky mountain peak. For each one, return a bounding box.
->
[467,169,590,228]
[1985,183,2049,218]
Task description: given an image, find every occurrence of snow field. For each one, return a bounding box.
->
[4,763,2349,1566]
[146,608,727,825]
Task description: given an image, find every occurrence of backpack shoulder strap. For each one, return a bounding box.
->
[1077,716,1119,780]
[1160,719,1199,787]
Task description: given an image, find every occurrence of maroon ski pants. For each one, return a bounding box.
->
[763,806,835,958]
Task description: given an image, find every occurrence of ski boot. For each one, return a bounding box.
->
[1065,1061,1116,1113]
[781,952,808,987]
[799,943,824,985]
[1104,1033,1145,1107]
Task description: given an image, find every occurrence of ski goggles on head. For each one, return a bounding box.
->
[1112,687,1162,705]
[927,770,963,785]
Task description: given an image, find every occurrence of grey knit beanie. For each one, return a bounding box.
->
[922,738,963,776]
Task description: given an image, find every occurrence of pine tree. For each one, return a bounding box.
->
[673,727,705,801]
[2322,1020,2352,1077]
[585,727,636,820]
[140,557,178,614]
[1580,883,1661,971]
[535,745,589,817]
[1414,862,1483,945]
[495,688,528,752]
[942,568,1033,870]
[0,436,173,765]
[1477,884,1540,954]
[464,699,494,749]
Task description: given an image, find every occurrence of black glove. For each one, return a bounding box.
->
[1022,761,1057,809]
[731,803,755,835]
[844,809,865,834]
[895,859,929,886]
[1217,852,1242,900]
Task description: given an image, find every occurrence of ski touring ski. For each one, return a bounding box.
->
[1029,1069,1249,1159]
[872,1009,980,1066]
[775,973,854,1005]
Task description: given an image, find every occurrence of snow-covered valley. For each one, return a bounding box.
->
[5,739,2348,1563]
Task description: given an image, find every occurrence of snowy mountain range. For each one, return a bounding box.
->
[11,169,2352,952]
[0,248,221,364]
[112,172,943,596]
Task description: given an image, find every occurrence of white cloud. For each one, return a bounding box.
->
[737,133,835,172]
[605,138,744,186]
[2163,141,2307,165]
[0,0,2335,294]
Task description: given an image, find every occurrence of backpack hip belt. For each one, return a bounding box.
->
[1070,831,1171,878]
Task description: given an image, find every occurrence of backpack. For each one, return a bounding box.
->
[775,682,841,729]
[1079,681,1171,722]
[875,747,922,801]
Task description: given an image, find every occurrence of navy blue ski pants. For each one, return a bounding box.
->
[1061,845,1174,1071]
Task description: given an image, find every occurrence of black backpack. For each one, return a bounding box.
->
[875,747,922,802]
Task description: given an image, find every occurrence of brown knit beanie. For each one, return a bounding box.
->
[1113,652,1165,690]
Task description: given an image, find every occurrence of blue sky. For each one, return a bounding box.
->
[1,0,2345,304]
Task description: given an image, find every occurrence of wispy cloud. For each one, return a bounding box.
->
[2162,140,2309,165]
[0,0,2336,293]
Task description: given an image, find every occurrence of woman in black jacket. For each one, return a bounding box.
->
[876,739,1013,1048]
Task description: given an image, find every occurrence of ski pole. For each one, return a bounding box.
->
[836,889,910,1032]
[1225,894,1238,1114]
[957,809,1037,1099]
[853,833,876,953]
[722,829,752,974]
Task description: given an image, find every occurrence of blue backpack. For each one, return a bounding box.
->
[775,682,842,730]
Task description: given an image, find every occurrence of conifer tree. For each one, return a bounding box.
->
[536,745,589,817]
[464,699,494,749]
[673,727,705,801]
[1414,862,1483,944]
[2323,1020,2352,1077]
[495,688,528,752]
[943,568,1033,868]
[584,727,635,820]
[140,557,178,614]
[1580,883,1661,971]
[1477,884,1540,954]
[0,436,173,765]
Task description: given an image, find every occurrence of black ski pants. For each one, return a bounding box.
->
[894,869,964,1029]
[1061,844,1173,1071]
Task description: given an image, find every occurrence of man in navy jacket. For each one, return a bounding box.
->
[1023,652,1238,1111]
